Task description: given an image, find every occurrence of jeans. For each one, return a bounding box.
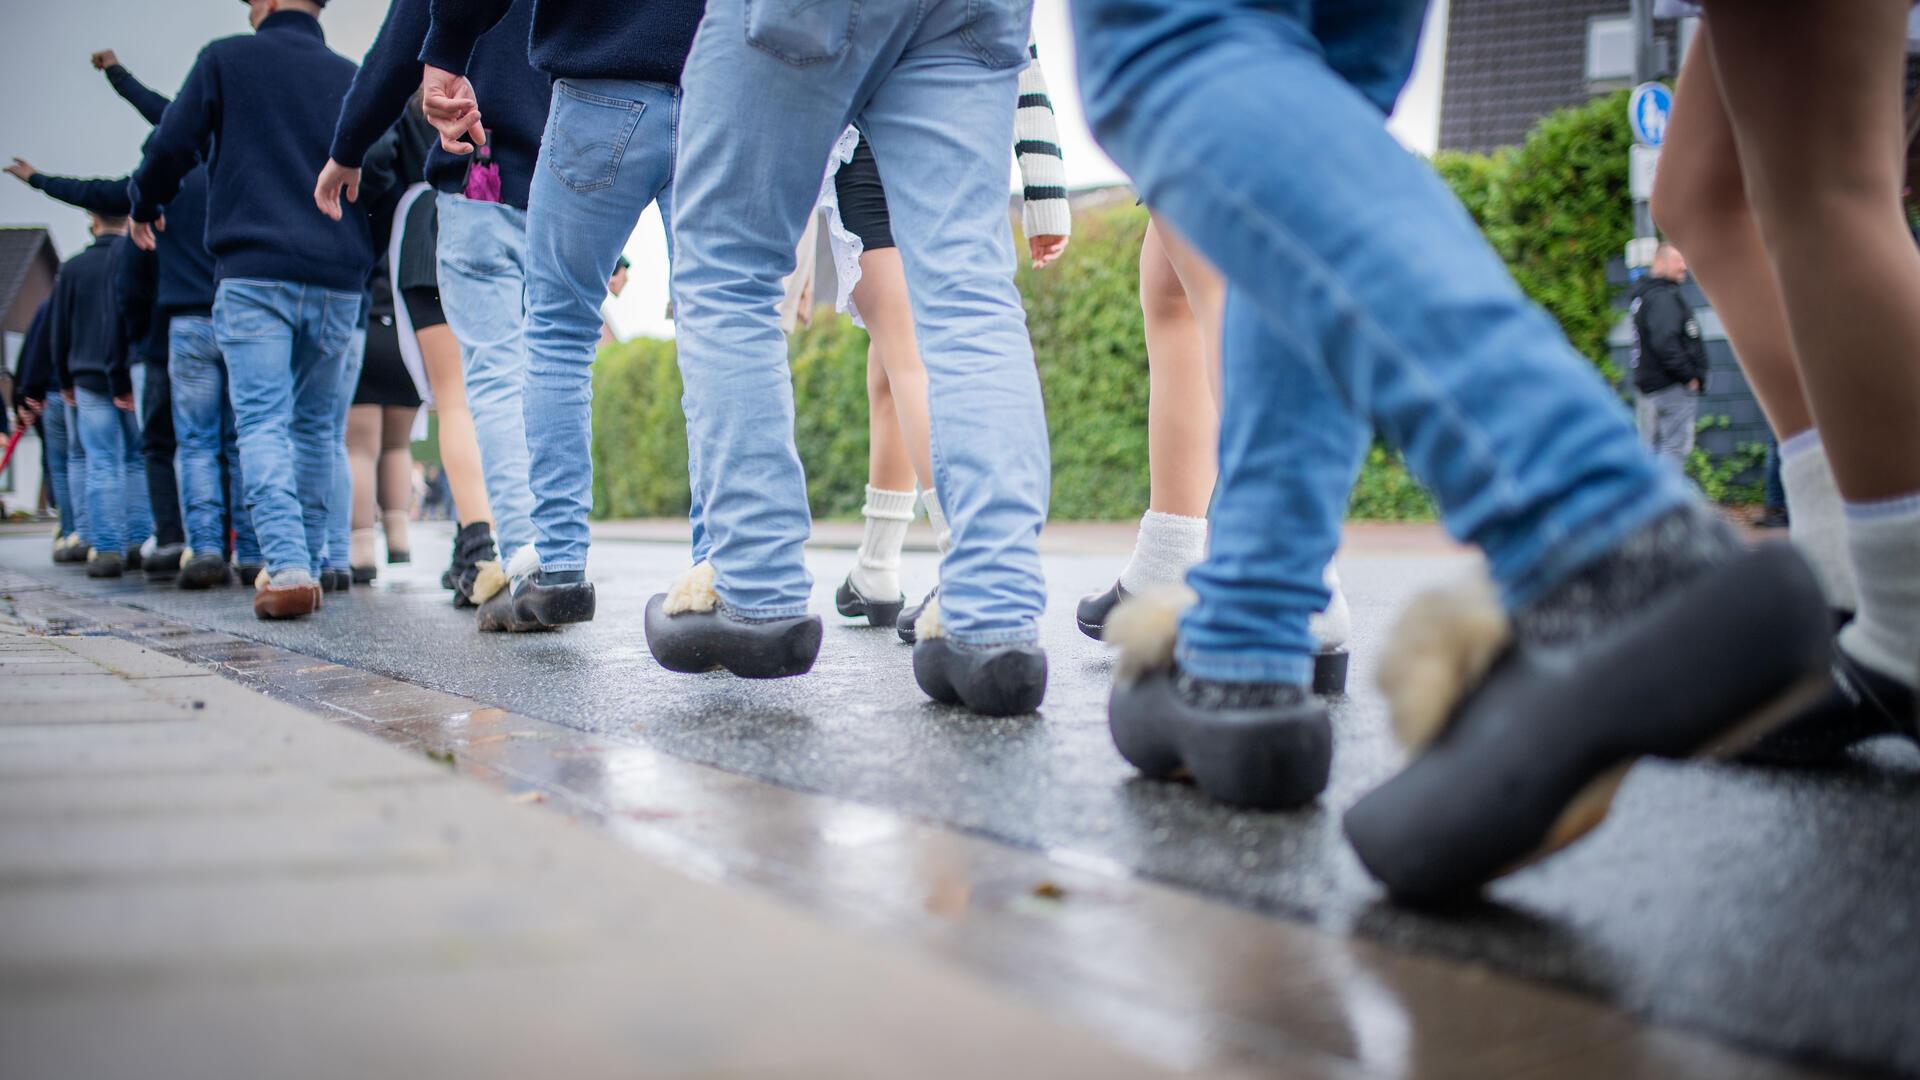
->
[41,395,81,539]
[137,356,184,547]
[170,315,257,561]
[439,194,536,566]
[1073,0,1690,681]
[673,0,1050,642]
[74,385,152,556]
[522,79,679,572]
[325,321,367,572]
[214,279,360,580]
[1635,384,1698,467]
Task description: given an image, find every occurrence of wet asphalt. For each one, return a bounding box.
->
[5,526,1917,1073]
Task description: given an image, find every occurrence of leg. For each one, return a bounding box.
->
[1140,217,1220,518]
[220,362,260,568]
[169,316,227,555]
[378,406,415,555]
[324,322,365,575]
[347,405,381,531]
[117,395,152,551]
[217,280,313,581]
[64,395,90,548]
[42,396,72,540]
[139,358,183,549]
[75,388,129,560]
[854,250,935,490]
[438,194,536,565]
[418,322,492,527]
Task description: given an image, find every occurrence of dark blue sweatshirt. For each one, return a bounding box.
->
[421,0,703,86]
[333,0,548,211]
[29,173,132,217]
[105,64,170,125]
[129,11,374,293]
[47,234,135,398]
[13,299,55,404]
[101,65,218,326]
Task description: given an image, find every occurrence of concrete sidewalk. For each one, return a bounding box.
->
[0,615,1170,1080]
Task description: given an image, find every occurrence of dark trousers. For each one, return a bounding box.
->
[139,356,184,547]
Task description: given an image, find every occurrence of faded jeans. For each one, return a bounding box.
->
[74,383,152,556]
[170,315,258,561]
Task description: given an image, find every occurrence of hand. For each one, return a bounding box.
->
[91,49,119,71]
[61,389,76,407]
[4,157,36,184]
[16,400,39,430]
[1689,379,1702,392]
[314,159,361,221]
[421,65,485,155]
[1029,234,1069,270]
[130,216,164,251]
[113,393,135,412]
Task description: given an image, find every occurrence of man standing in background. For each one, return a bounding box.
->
[1630,242,1710,467]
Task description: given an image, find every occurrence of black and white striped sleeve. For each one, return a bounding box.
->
[1015,37,1071,239]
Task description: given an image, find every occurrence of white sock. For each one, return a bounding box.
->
[350,527,378,568]
[1779,431,1859,613]
[921,487,953,556]
[1836,492,1920,689]
[1310,563,1351,651]
[1118,510,1207,594]
[850,485,915,601]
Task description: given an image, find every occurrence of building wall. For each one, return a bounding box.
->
[1440,0,1653,153]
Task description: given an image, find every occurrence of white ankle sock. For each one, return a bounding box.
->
[1837,492,1920,689]
[1118,510,1207,594]
[850,485,915,601]
[1779,431,1859,613]
[1310,564,1351,651]
[350,527,378,568]
[921,488,953,556]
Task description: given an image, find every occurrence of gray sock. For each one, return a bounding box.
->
[1514,503,1742,649]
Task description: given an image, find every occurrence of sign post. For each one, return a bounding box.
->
[1625,81,1672,276]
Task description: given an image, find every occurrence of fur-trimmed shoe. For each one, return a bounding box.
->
[253,570,322,620]
[1079,572,1353,696]
[643,563,822,679]
[178,552,232,590]
[145,542,185,579]
[896,587,937,644]
[909,602,1048,716]
[510,569,596,628]
[86,550,125,579]
[475,548,550,633]
[836,573,905,629]
[449,522,497,608]
[1102,587,1331,809]
[234,561,265,589]
[1343,543,1832,906]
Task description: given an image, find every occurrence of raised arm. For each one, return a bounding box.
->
[7,159,135,216]
[1015,39,1071,266]
[102,59,172,126]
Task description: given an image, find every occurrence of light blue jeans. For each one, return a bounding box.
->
[522,79,679,573]
[170,315,259,562]
[325,320,367,572]
[214,279,360,580]
[438,194,536,566]
[1073,0,1691,682]
[673,0,1050,643]
[41,395,82,539]
[74,384,152,556]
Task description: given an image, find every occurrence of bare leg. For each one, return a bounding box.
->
[1140,216,1220,517]
[378,406,414,557]
[1651,33,1815,439]
[346,406,381,532]
[866,346,916,491]
[853,248,935,489]
[417,323,493,526]
[849,248,927,606]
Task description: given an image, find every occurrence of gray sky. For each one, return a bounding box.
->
[0,0,1447,339]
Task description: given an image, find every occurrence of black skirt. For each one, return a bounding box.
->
[355,311,423,409]
[832,132,894,252]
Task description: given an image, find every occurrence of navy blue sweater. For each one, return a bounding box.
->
[47,234,135,398]
[13,300,55,404]
[421,0,703,85]
[333,0,548,211]
[29,173,132,217]
[130,12,374,292]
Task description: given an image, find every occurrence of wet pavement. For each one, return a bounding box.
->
[3,524,1917,1074]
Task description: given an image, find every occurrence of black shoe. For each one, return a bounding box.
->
[144,543,185,578]
[350,564,377,585]
[320,568,352,593]
[1078,580,1351,695]
[1754,507,1790,530]
[123,545,144,571]
[178,552,233,590]
[510,571,596,628]
[644,593,822,679]
[476,586,550,633]
[1109,666,1330,809]
[87,552,125,579]
[1739,645,1917,766]
[449,522,496,608]
[913,636,1049,716]
[1343,544,1831,906]
[387,549,411,565]
[836,573,905,628]
[234,562,265,589]
[897,588,938,644]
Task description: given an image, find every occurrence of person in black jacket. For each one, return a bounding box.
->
[1629,243,1709,466]
[10,300,87,562]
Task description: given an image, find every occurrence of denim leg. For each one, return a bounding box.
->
[118,396,152,549]
[292,289,359,578]
[224,382,259,564]
[1074,0,1688,608]
[75,388,129,555]
[522,78,679,573]
[217,279,312,577]
[438,195,537,565]
[42,396,73,537]
[325,323,366,572]
[1180,290,1368,682]
[169,316,227,555]
[855,5,1050,643]
[64,395,90,546]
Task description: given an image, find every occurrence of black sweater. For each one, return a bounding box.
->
[130,11,374,292]
[333,0,548,212]
[421,0,703,86]
[1630,276,1709,394]
[14,299,55,404]
[48,234,135,398]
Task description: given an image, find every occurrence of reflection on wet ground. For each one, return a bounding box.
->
[2,528,1912,1077]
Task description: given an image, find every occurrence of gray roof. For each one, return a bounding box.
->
[0,227,60,333]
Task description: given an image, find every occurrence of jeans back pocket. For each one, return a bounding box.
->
[961,0,1033,69]
[213,280,290,342]
[544,81,648,194]
[745,0,862,65]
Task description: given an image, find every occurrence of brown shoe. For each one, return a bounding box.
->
[253,572,323,620]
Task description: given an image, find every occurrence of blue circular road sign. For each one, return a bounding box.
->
[1629,82,1673,148]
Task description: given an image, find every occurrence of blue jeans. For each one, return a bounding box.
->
[522,79,679,572]
[325,321,367,572]
[673,0,1050,642]
[171,315,257,561]
[214,279,360,580]
[41,395,81,539]
[1073,0,1690,682]
[74,386,152,556]
[439,194,536,566]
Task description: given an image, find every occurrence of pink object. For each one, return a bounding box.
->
[463,135,502,203]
